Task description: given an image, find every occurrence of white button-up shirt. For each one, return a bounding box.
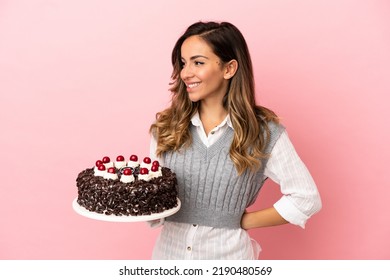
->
[149,112,322,259]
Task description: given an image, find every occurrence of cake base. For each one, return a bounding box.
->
[72,198,181,222]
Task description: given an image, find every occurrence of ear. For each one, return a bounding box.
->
[223,59,238,80]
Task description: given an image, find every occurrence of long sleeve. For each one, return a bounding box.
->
[264,131,322,228]
[149,133,165,164]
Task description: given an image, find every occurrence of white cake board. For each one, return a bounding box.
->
[72,198,181,222]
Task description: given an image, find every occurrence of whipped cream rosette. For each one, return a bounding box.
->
[127,154,140,168]
[120,168,135,183]
[104,167,118,180]
[114,155,127,169]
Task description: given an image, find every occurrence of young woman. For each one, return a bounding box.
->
[149,21,322,259]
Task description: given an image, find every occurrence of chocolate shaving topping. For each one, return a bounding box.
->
[76,166,178,216]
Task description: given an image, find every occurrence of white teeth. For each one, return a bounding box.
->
[188,82,200,88]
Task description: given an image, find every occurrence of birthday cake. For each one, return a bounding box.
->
[76,155,178,216]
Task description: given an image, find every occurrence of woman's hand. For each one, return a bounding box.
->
[147,218,165,228]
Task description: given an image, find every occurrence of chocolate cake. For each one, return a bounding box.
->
[76,155,178,216]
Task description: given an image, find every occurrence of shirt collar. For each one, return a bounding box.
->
[190,111,234,129]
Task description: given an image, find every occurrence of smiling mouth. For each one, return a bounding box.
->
[187,82,201,89]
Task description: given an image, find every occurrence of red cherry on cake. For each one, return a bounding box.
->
[143,157,151,164]
[95,160,103,167]
[151,165,159,172]
[116,155,125,162]
[140,168,149,175]
[107,167,115,174]
[152,160,159,167]
[123,168,132,176]
[98,164,106,171]
[102,156,110,164]
[129,155,138,161]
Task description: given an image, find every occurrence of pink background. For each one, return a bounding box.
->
[1,0,389,260]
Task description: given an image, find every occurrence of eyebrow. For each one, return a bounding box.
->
[181,55,209,61]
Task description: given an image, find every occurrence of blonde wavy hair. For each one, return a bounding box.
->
[150,21,279,175]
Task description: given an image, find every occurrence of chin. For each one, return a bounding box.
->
[188,93,201,103]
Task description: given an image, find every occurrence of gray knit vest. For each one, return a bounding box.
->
[164,122,284,228]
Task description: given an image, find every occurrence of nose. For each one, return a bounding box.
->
[180,64,194,81]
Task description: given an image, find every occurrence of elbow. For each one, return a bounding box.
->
[306,192,322,217]
[315,195,323,213]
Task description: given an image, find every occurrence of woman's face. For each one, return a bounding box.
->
[180,35,229,104]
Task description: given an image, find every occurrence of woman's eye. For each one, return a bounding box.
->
[195,61,204,66]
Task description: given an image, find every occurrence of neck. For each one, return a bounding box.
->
[199,101,228,135]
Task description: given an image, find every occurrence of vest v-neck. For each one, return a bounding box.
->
[190,124,233,161]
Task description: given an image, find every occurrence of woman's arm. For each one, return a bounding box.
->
[242,130,322,229]
[241,207,288,230]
